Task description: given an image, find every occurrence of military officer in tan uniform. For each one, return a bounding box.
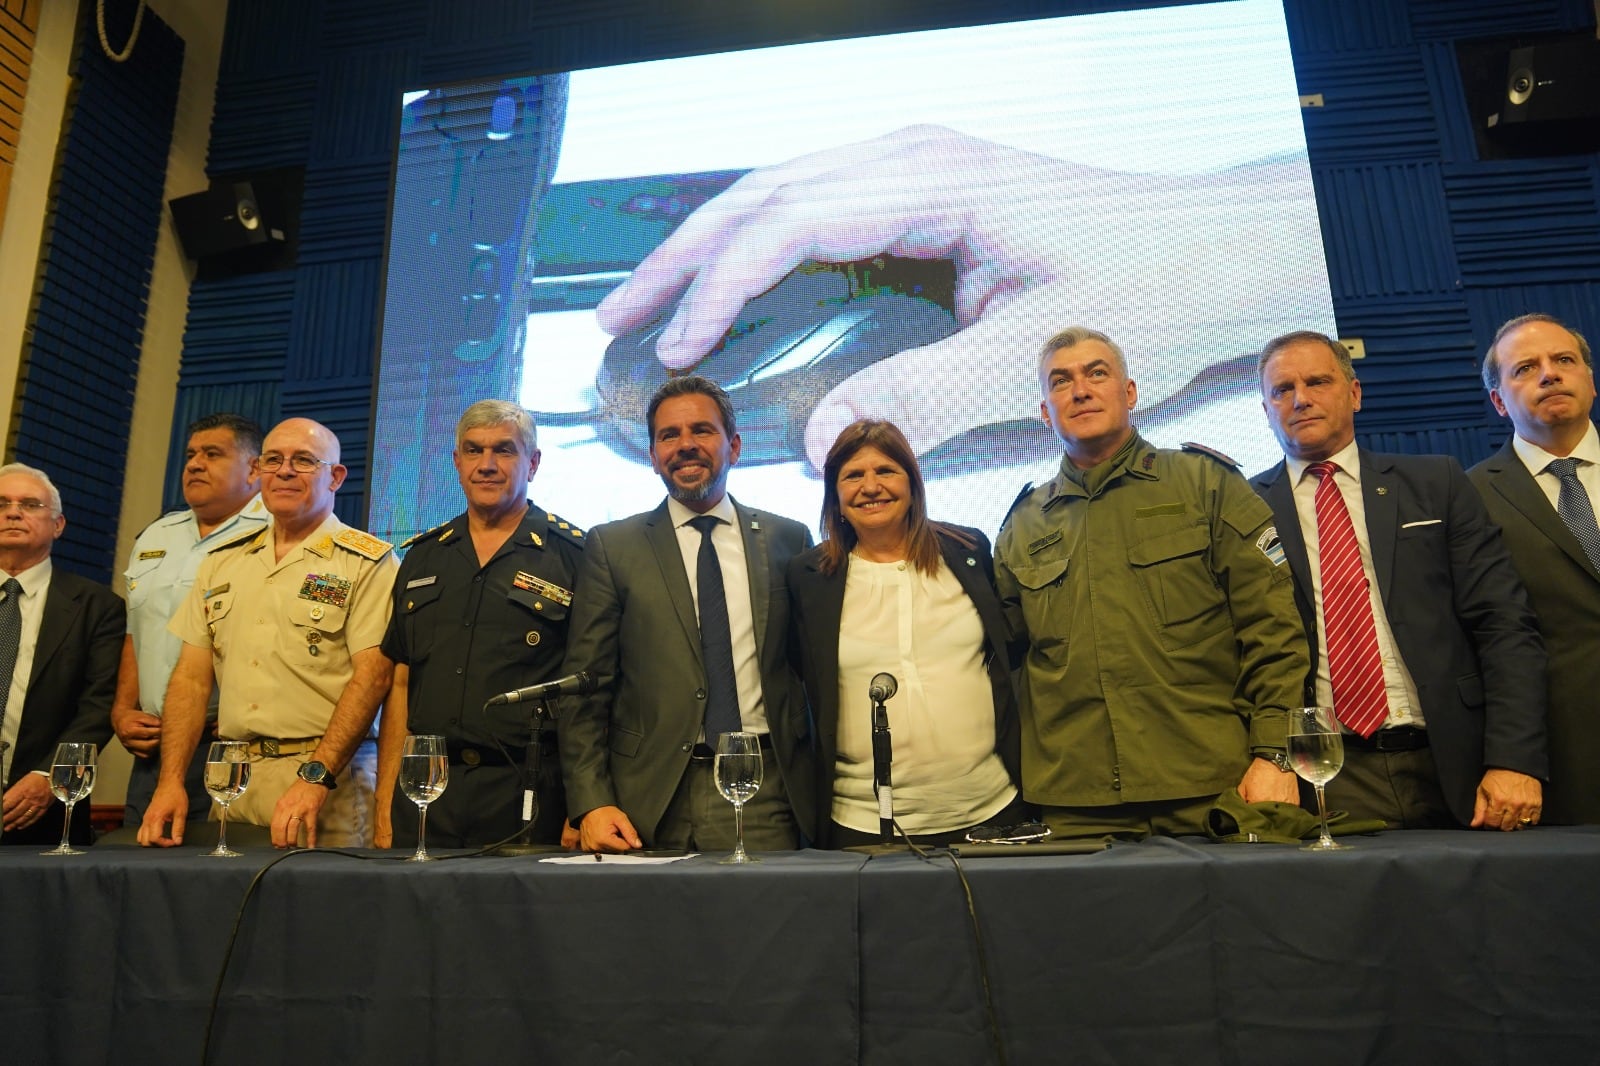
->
[139,418,398,849]
[995,327,1309,840]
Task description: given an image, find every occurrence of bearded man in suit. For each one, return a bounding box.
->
[560,376,816,852]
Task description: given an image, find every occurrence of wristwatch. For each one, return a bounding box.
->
[1258,750,1294,773]
[297,760,338,789]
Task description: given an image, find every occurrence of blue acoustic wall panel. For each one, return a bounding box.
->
[174,0,1600,526]
[12,3,182,581]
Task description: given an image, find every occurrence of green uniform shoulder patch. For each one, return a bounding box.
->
[1180,441,1240,468]
[333,527,394,561]
[1000,481,1036,530]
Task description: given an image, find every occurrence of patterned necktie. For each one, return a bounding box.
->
[1308,462,1389,737]
[0,578,23,782]
[688,516,741,742]
[1545,458,1600,572]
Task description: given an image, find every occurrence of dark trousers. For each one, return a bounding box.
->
[1315,745,1454,829]
[123,741,211,828]
[389,752,567,849]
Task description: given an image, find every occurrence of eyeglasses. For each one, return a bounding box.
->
[256,454,332,474]
[0,497,53,515]
[963,822,1053,845]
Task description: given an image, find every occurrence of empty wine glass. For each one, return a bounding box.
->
[204,741,251,857]
[399,734,448,861]
[714,731,763,865]
[41,742,97,856]
[1288,706,1348,851]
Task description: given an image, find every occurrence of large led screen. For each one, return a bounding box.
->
[371,0,1335,545]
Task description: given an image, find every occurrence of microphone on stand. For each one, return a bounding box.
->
[484,670,596,706]
[869,672,898,845]
[482,672,594,855]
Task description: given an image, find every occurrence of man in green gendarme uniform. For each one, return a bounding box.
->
[995,326,1310,840]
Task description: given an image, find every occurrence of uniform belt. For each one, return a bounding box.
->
[244,735,322,758]
[690,733,773,761]
[447,734,558,768]
[1343,727,1428,753]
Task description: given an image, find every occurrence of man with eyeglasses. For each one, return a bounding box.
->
[0,463,124,846]
[103,414,267,842]
[139,418,398,849]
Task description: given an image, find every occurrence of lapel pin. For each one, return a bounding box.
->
[1376,487,1388,496]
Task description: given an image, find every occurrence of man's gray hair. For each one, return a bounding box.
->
[0,462,63,514]
[1481,313,1593,391]
[1257,330,1355,384]
[1036,326,1127,384]
[456,399,538,454]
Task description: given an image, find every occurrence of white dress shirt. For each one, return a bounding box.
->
[1,558,53,785]
[1286,440,1424,730]
[1509,420,1600,518]
[665,495,769,737]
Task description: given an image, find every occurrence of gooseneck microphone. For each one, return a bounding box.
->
[869,672,899,844]
[484,671,596,707]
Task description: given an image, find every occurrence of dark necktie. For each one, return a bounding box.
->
[0,578,23,781]
[1308,462,1388,737]
[688,515,741,741]
[1545,458,1600,572]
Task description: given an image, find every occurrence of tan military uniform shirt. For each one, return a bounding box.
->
[171,514,398,740]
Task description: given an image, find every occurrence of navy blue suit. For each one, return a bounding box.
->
[1250,450,1547,824]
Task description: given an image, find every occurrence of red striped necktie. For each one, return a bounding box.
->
[1308,461,1388,737]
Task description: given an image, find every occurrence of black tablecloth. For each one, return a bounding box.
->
[4,829,1599,1065]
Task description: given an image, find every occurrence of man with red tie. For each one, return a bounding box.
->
[1251,331,1547,830]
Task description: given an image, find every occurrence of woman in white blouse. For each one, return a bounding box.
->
[787,420,1028,847]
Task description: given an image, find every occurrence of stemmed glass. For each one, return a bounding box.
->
[714,731,763,865]
[399,734,448,861]
[42,742,97,856]
[204,741,251,857]
[1288,706,1348,851]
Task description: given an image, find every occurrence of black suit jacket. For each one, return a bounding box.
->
[4,569,123,789]
[559,498,817,845]
[1469,438,1600,824]
[1250,450,1548,824]
[786,525,1022,847]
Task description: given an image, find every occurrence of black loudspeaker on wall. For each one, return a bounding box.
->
[1485,37,1600,155]
[168,170,302,275]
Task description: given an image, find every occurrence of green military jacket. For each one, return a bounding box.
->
[995,432,1309,807]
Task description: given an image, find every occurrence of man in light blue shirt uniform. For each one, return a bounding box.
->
[111,414,265,833]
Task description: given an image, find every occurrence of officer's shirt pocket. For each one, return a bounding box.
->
[125,556,166,613]
[1011,554,1071,658]
[399,583,444,661]
[287,597,348,661]
[1128,523,1228,649]
[202,589,236,659]
[506,584,568,657]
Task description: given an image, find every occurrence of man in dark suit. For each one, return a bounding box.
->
[1251,331,1547,831]
[560,377,816,852]
[1469,313,1600,824]
[0,463,124,846]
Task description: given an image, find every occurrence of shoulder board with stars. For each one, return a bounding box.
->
[1180,441,1240,468]
[209,526,267,554]
[400,521,451,550]
[333,528,394,561]
[544,512,585,547]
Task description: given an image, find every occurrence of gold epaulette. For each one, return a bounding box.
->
[209,526,267,553]
[333,527,394,561]
[545,512,585,545]
[400,521,451,549]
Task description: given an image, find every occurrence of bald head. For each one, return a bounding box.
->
[259,418,347,530]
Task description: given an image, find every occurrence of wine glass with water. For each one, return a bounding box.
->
[42,742,97,856]
[399,734,448,861]
[1288,706,1348,851]
[714,731,763,865]
[204,741,251,857]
